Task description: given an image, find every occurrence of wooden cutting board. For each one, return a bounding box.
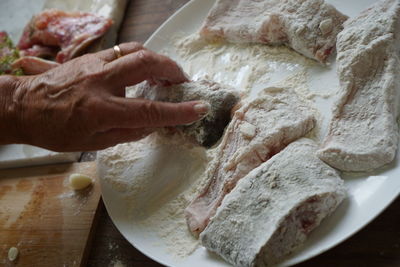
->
[0,162,101,266]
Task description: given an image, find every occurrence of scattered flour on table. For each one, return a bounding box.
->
[109,260,125,267]
[58,177,94,215]
[106,241,127,267]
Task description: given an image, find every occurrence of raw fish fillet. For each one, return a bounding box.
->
[18,9,112,63]
[133,80,240,148]
[185,87,316,236]
[200,0,348,63]
[318,0,400,171]
[201,138,346,267]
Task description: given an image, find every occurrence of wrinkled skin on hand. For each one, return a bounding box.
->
[1,42,208,152]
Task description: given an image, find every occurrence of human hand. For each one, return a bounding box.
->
[2,42,209,152]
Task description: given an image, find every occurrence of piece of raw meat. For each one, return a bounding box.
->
[133,80,240,148]
[200,138,346,267]
[12,56,60,75]
[200,0,348,63]
[317,0,400,172]
[185,87,316,236]
[18,9,113,63]
[19,44,58,59]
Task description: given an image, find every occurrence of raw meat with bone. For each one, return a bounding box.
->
[318,0,400,171]
[200,138,346,267]
[200,0,348,63]
[18,9,112,63]
[185,87,316,236]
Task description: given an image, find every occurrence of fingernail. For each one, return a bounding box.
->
[193,101,211,117]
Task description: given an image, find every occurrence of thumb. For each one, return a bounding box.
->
[105,98,210,129]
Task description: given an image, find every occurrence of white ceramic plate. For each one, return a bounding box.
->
[99,0,400,266]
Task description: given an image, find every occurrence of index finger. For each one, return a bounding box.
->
[97,97,209,130]
[104,49,189,89]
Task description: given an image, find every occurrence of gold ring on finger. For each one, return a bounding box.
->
[113,45,122,59]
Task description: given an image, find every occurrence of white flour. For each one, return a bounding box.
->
[99,33,339,260]
[172,33,319,97]
[98,133,210,258]
[132,170,210,258]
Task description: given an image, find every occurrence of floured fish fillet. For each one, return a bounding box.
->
[185,87,316,236]
[201,138,346,267]
[17,9,113,63]
[133,80,240,148]
[318,0,400,172]
[200,0,348,63]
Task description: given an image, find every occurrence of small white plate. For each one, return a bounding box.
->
[99,0,400,266]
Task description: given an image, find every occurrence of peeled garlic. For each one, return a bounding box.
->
[69,173,93,190]
[8,247,18,262]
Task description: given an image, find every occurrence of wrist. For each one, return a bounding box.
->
[0,75,25,145]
